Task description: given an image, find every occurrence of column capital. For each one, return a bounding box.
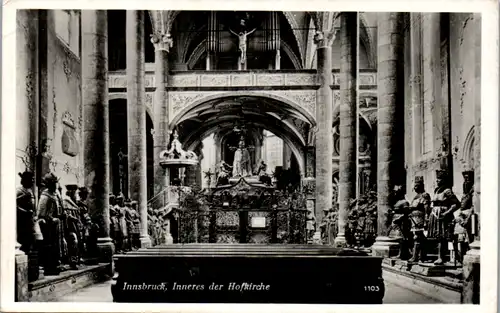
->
[313,29,339,48]
[150,32,173,52]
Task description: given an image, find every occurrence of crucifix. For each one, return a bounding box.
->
[229,21,256,70]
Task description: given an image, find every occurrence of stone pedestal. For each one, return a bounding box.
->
[371,236,400,258]
[336,13,358,247]
[126,10,151,248]
[15,249,29,302]
[462,242,480,304]
[372,13,405,256]
[81,10,114,263]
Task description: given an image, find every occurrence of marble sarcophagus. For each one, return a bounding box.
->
[111,244,385,304]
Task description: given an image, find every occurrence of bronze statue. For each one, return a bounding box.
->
[16,171,36,253]
[389,186,411,260]
[63,184,82,269]
[363,206,377,247]
[77,186,94,259]
[345,209,359,247]
[408,176,431,263]
[109,194,121,251]
[129,200,141,249]
[427,169,460,265]
[37,173,66,275]
[452,170,474,265]
[123,199,133,251]
[115,194,129,252]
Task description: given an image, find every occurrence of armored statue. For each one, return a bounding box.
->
[63,184,82,269]
[345,209,359,247]
[36,173,66,275]
[115,194,129,252]
[452,170,475,265]
[129,200,141,249]
[123,199,133,251]
[109,194,121,250]
[363,206,377,247]
[77,186,95,259]
[16,171,37,253]
[408,176,431,263]
[427,169,460,265]
[389,186,411,260]
[305,201,316,243]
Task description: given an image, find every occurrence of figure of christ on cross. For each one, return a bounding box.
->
[229,26,256,65]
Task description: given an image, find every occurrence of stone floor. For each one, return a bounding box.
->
[58,276,441,304]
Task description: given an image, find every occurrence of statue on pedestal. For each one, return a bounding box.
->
[63,184,82,269]
[427,169,460,265]
[129,200,141,249]
[389,186,411,260]
[115,195,129,252]
[452,170,474,265]
[123,199,133,251]
[408,176,431,263]
[78,186,97,260]
[230,137,253,178]
[37,173,66,275]
[16,171,37,254]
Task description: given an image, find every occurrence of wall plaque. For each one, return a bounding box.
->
[61,112,79,157]
[251,216,266,228]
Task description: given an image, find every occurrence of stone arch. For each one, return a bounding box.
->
[185,122,306,175]
[109,93,154,122]
[169,92,317,129]
[358,13,376,69]
[461,125,475,169]
[164,11,306,64]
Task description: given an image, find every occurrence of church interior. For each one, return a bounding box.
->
[14,10,481,304]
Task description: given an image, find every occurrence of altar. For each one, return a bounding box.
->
[176,178,308,244]
[115,129,386,304]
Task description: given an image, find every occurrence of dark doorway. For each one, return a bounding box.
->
[109,99,128,197]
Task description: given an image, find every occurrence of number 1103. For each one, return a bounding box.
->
[364,286,380,292]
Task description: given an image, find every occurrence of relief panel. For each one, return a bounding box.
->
[201,75,230,87]
[256,73,284,86]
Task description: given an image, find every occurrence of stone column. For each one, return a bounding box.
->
[16,10,39,177]
[151,31,171,197]
[372,13,405,257]
[463,13,481,304]
[282,144,292,170]
[335,13,358,247]
[16,10,39,258]
[410,13,423,164]
[314,31,334,228]
[81,10,114,261]
[127,10,151,248]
